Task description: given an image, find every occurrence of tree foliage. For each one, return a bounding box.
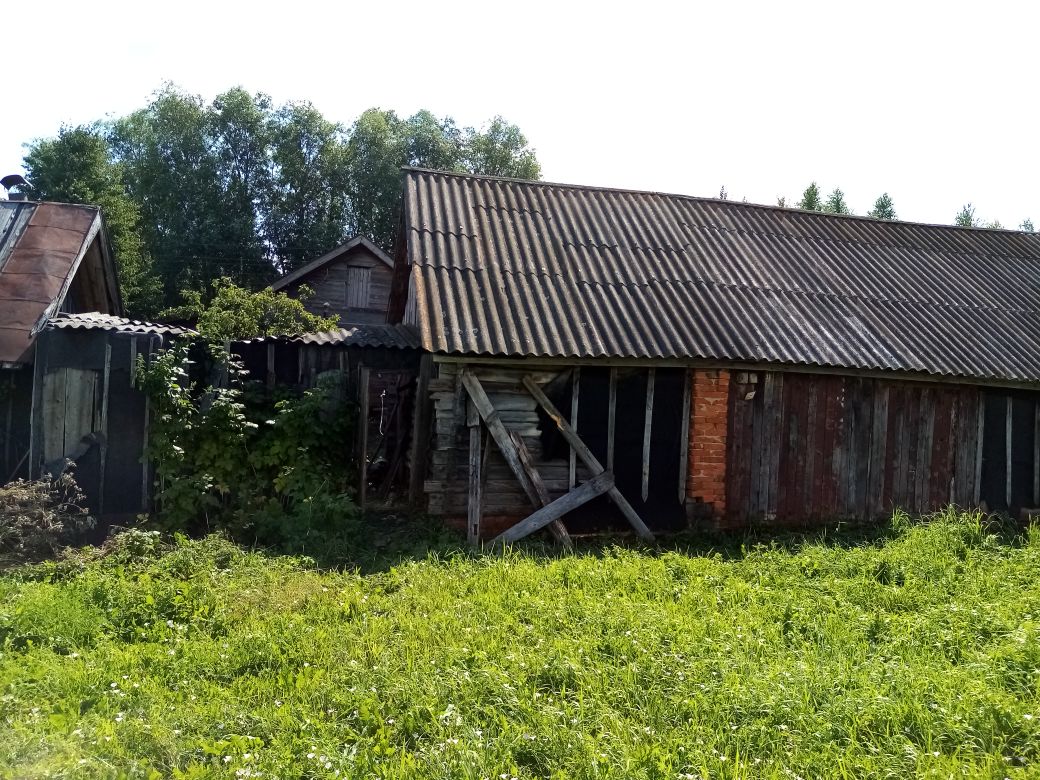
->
[345,109,540,252]
[22,125,162,316]
[1020,218,1035,232]
[21,85,541,316]
[868,193,897,220]
[161,279,338,342]
[824,188,851,215]
[797,182,824,211]
[955,204,977,227]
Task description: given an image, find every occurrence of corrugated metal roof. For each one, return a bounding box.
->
[0,201,121,364]
[401,168,1040,384]
[242,323,421,349]
[47,312,195,337]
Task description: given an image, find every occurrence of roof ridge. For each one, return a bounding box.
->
[403,167,1040,239]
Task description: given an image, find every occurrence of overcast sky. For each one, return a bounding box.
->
[3,0,1037,227]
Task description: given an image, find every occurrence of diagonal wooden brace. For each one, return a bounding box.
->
[491,470,614,545]
[522,374,656,542]
[461,370,572,546]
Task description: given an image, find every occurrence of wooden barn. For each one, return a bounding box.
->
[271,235,394,326]
[388,168,1040,544]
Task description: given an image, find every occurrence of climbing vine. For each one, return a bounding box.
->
[135,342,359,551]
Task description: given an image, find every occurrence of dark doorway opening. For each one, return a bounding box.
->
[537,367,686,533]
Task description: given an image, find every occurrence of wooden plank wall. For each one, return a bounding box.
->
[726,371,991,525]
[424,363,592,518]
[287,250,393,326]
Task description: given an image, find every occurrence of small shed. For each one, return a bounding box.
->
[0,200,122,484]
[271,236,393,326]
[388,168,1040,544]
[30,313,193,523]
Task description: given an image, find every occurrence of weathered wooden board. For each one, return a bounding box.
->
[725,371,1014,526]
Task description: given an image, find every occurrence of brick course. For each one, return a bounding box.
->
[686,369,730,518]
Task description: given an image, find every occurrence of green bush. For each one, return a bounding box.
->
[136,342,359,553]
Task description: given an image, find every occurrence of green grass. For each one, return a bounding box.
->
[2,510,1040,778]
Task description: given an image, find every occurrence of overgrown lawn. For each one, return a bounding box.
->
[2,511,1039,778]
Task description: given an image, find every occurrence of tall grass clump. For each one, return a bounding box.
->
[1,509,1039,778]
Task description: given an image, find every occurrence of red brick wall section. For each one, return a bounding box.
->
[687,369,730,518]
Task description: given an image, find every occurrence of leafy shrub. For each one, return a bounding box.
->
[0,472,94,561]
[136,342,360,553]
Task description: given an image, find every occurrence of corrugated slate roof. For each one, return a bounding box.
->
[401,168,1040,384]
[47,312,195,337]
[243,323,421,349]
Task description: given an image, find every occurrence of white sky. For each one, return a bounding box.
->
[3,0,1037,227]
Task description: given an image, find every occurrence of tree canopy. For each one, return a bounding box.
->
[161,279,338,342]
[868,193,897,221]
[22,85,541,316]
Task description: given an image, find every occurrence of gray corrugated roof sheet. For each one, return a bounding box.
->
[48,312,194,337]
[401,168,1040,384]
[244,323,421,349]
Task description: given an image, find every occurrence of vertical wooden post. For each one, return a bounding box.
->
[642,368,655,502]
[678,368,691,503]
[129,337,138,386]
[141,395,151,512]
[607,367,617,472]
[973,398,985,506]
[358,366,370,509]
[569,367,580,489]
[98,339,112,518]
[141,336,159,513]
[266,343,276,388]
[28,337,47,479]
[407,353,433,506]
[467,400,482,545]
[3,372,13,478]
[1006,396,1013,509]
[1034,402,1040,507]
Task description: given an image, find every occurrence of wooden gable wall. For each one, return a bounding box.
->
[284,246,392,326]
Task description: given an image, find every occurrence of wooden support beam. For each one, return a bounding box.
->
[678,368,692,503]
[510,430,572,546]
[462,371,540,505]
[522,375,655,541]
[1034,403,1040,508]
[569,367,580,489]
[642,368,655,502]
[407,353,433,506]
[28,336,47,479]
[467,401,482,546]
[491,470,614,546]
[266,343,276,388]
[358,366,370,509]
[607,367,617,471]
[1006,396,1013,509]
[98,340,111,517]
[461,370,571,545]
[974,398,985,506]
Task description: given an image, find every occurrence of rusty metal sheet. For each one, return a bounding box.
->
[400,168,1040,385]
[0,202,112,364]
